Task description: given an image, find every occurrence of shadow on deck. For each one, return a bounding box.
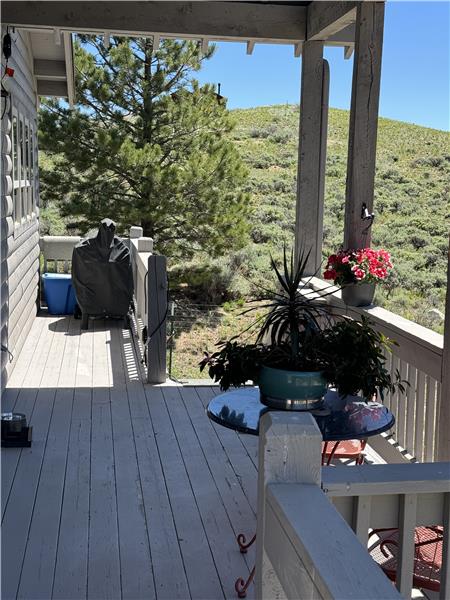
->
[1,314,257,599]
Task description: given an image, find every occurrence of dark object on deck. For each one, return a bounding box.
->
[72,219,134,329]
[1,412,32,447]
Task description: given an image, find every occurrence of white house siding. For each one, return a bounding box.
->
[1,28,40,389]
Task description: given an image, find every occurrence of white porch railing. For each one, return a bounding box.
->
[256,412,450,600]
[129,230,167,384]
[39,235,81,272]
[39,228,167,384]
[306,277,445,463]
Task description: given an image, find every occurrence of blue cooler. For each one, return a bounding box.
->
[42,273,77,315]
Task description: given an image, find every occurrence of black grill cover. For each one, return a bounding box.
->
[72,219,134,316]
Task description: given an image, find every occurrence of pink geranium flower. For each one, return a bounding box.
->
[323,247,394,286]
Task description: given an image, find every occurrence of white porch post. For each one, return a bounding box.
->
[343,2,385,249]
[254,412,322,599]
[294,41,330,274]
[438,236,450,461]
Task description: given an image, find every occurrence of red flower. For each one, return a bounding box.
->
[352,268,365,280]
[325,246,393,285]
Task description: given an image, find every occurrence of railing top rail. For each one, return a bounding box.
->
[322,462,450,496]
[304,276,443,381]
[305,276,443,353]
[39,235,81,262]
[266,483,402,599]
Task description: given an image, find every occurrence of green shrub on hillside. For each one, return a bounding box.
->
[40,104,448,335]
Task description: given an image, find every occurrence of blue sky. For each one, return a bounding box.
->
[196,1,450,131]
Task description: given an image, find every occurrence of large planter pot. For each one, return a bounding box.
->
[258,366,327,411]
[341,283,375,307]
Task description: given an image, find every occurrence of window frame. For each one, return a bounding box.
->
[11,104,37,233]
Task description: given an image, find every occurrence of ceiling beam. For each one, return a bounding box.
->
[307,1,358,41]
[63,31,75,107]
[152,34,161,50]
[33,59,67,79]
[201,38,209,54]
[2,1,307,43]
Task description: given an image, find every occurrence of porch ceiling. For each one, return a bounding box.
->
[29,29,75,105]
[2,1,356,48]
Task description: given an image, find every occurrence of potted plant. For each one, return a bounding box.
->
[200,248,404,410]
[323,248,393,307]
[315,316,406,405]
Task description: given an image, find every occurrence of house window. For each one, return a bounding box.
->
[11,106,36,227]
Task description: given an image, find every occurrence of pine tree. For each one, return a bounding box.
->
[39,36,250,259]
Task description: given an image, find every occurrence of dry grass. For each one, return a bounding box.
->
[168,302,265,380]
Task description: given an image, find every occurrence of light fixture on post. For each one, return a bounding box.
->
[361,203,375,234]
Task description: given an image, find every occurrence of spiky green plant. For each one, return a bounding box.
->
[241,247,334,360]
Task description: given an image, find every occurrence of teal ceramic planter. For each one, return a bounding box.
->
[258,366,327,411]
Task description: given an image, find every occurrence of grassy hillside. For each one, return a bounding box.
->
[39,105,449,378]
[168,106,449,378]
[225,105,449,329]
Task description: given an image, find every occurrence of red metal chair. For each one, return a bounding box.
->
[368,526,443,592]
[321,439,366,465]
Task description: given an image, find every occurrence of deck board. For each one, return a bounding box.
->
[2,316,70,599]
[124,352,190,599]
[195,387,258,510]
[109,323,155,600]
[2,314,258,600]
[88,322,122,600]
[164,385,254,599]
[52,322,92,599]
[178,386,256,574]
[18,317,79,600]
[147,385,225,600]
[1,315,60,518]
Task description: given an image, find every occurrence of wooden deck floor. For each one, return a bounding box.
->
[2,314,258,600]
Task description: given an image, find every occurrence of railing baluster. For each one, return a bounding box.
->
[396,493,417,597]
[384,350,392,411]
[397,361,408,449]
[435,382,442,461]
[405,366,417,457]
[441,492,450,600]
[147,254,167,384]
[414,371,426,462]
[390,355,400,434]
[352,495,371,546]
[424,377,438,462]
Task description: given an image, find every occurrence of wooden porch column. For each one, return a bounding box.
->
[438,236,450,461]
[343,2,385,249]
[294,41,329,274]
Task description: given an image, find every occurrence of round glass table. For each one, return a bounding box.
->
[207,387,395,441]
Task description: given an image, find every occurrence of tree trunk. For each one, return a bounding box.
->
[141,219,154,238]
[142,40,153,145]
